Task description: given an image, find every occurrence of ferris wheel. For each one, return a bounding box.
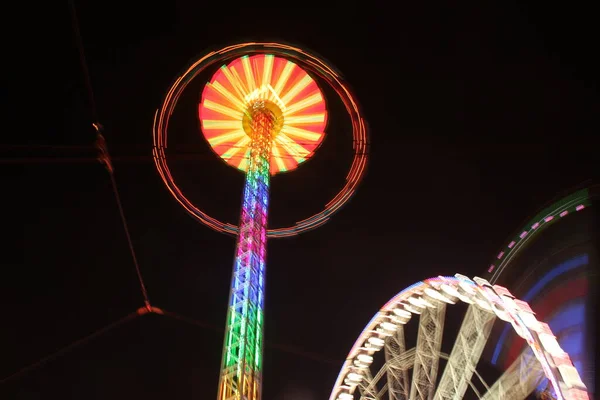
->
[329,274,590,400]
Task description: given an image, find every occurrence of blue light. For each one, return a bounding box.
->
[491,254,588,365]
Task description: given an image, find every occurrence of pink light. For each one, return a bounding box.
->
[514,299,534,314]
[520,231,528,239]
[488,265,495,272]
[560,210,569,217]
[531,222,540,229]
[576,204,585,211]
[544,216,554,222]
[508,241,516,249]
[497,251,504,259]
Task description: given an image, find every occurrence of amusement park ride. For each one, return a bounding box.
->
[152,42,592,400]
[153,42,367,400]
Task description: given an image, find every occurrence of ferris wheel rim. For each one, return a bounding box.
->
[153,42,368,238]
[329,274,589,400]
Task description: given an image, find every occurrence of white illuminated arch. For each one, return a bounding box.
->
[329,274,589,400]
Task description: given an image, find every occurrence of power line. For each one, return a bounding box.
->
[160,309,341,367]
[0,306,340,386]
[69,0,151,308]
[0,311,140,385]
[69,0,98,124]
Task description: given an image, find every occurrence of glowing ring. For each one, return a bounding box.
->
[486,184,597,283]
[330,274,589,400]
[153,42,368,238]
[199,54,328,175]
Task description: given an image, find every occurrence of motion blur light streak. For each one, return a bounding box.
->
[486,188,591,280]
[491,255,589,365]
[153,42,368,238]
[485,186,598,398]
[329,275,589,400]
[152,42,368,400]
[199,54,328,174]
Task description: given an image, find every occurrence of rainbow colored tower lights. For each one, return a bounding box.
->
[154,43,368,400]
[220,104,275,399]
[196,52,331,400]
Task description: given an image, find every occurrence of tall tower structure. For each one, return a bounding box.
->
[153,43,368,400]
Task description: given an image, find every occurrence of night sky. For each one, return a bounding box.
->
[4,2,599,399]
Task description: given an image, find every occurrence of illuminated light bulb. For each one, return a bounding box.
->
[338,393,353,400]
[424,287,456,304]
[367,337,385,347]
[455,291,475,303]
[544,215,554,222]
[392,308,411,318]
[346,372,363,382]
[440,284,460,298]
[457,280,476,295]
[392,317,410,325]
[403,303,422,314]
[576,204,585,211]
[474,297,492,311]
[520,231,528,238]
[357,354,373,363]
[375,328,393,337]
[380,322,397,332]
[473,276,492,287]
[531,222,540,229]
[408,296,435,308]
[560,210,569,217]
[508,241,516,248]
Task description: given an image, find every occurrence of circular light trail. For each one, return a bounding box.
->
[199,54,328,175]
[153,42,368,238]
[486,185,597,283]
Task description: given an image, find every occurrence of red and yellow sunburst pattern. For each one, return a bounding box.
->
[199,54,328,174]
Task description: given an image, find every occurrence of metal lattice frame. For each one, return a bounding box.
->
[385,326,410,400]
[329,274,590,400]
[410,303,446,400]
[481,347,543,400]
[433,304,496,400]
[218,108,274,400]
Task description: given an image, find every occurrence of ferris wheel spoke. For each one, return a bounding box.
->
[409,302,447,400]
[384,326,410,400]
[433,304,496,400]
[358,367,382,400]
[480,347,544,400]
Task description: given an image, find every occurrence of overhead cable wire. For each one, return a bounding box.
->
[69,0,99,124]
[160,309,341,367]
[69,0,151,308]
[0,311,140,385]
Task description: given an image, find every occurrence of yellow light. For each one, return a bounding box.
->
[209,81,247,112]
[221,65,247,99]
[285,113,326,125]
[262,55,274,88]
[284,92,323,116]
[203,120,243,130]
[203,99,243,119]
[270,145,287,172]
[222,136,251,160]
[281,74,312,105]
[273,61,295,96]
[281,126,322,141]
[241,56,256,92]
[208,130,246,146]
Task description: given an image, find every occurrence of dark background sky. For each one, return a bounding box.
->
[3,1,599,399]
